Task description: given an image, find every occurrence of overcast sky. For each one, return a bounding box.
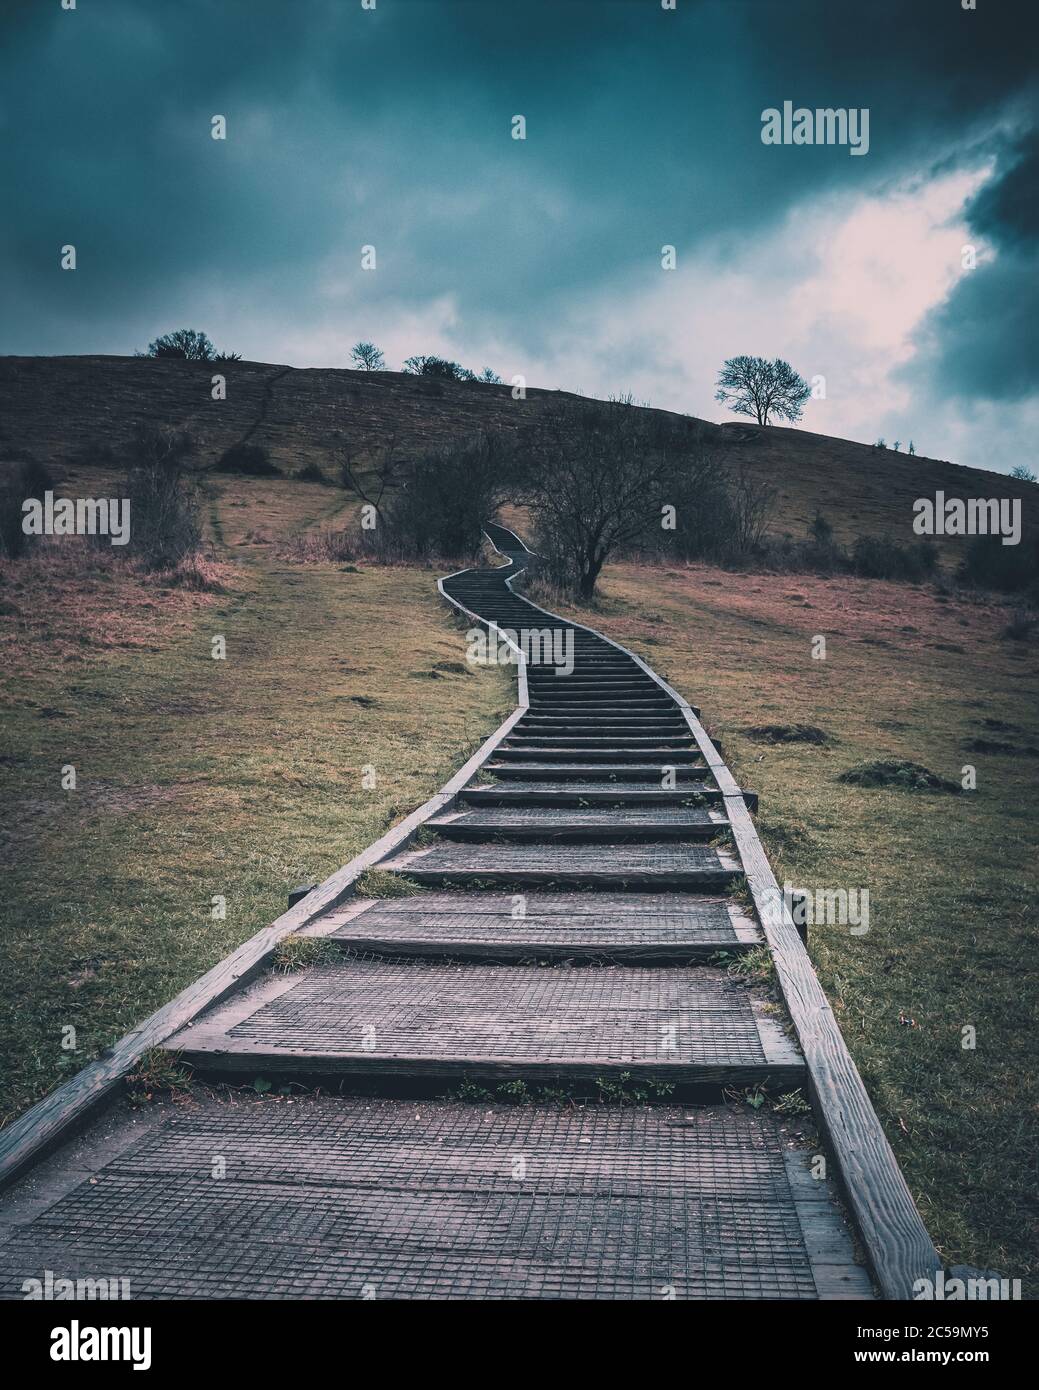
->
[2,0,1036,473]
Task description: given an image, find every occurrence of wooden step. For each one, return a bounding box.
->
[526,677,652,687]
[383,840,741,889]
[506,735,696,747]
[427,805,726,842]
[166,959,802,1087]
[517,718,691,731]
[495,747,705,763]
[461,782,758,810]
[0,1098,868,1299]
[528,692,672,704]
[486,761,714,781]
[527,705,677,717]
[305,889,760,960]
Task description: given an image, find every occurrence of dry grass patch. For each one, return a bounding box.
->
[0,538,511,1126]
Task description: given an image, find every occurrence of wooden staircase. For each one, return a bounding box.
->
[0,521,942,1301]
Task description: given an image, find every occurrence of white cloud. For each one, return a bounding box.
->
[181,159,1027,474]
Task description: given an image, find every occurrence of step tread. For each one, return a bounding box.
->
[497,748,704,762]
[0,1098,872,1300]
[393,842,731,869]
[386,842,738,885]
[464,781,717,797]
[430,807,721,829]
[487,762,710,775]
[313,890,760,956]
[167,960,801,1079]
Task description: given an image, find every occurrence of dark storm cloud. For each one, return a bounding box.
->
[0,0,1036,380]
[968,129,1039,248]
[907,129,1039,403]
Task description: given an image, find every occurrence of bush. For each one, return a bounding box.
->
[336,433,515,564]
[130,424,195,468]
[144,329,217,361]
[959,534,1039,595]
[215,443,279,476]
[384,435,510,559]
[809,510,833,545]
[402,355,476,382]
[521,401,728,597]
[123,454,201,570]
[293,461,327,484]
[0,457,55,559]
[1002,609,1035,641]
[141,330,240,362]
[656,466,763,565]
[851,535,939,583]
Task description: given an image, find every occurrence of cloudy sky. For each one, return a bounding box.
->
[2,0,1036,473]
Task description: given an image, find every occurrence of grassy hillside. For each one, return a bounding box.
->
[2,355,1034,555]
[0,473,511,1125]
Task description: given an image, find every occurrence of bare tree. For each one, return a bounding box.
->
[729,466,777,550]
[337,434,402,524]
[520,401,712,601]
[337,433,513,561]
[714,355,810,426]
[350,341,385,371]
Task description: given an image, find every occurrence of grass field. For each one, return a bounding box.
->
[0,475,511,1125]
[531,559,1038,1289]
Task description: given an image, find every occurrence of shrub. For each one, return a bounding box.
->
[1002,609,1035,641]
[215,442,279,476]
[0,457,55,559]
[144,329,216,361]
[338,432,514,564]
[809,510,833,545]
[959,534,1039,595]
[521,401,730,597]
[401,355,476,382]
[140,330,241,362]
[294,461,327,484]
[384,435,510,559]
[123,454,201,571]
[130,424,196,468]
[851,535,939,583]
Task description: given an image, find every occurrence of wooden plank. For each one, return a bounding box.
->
[166,959,803,1088]
[0,1098,860,1300]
